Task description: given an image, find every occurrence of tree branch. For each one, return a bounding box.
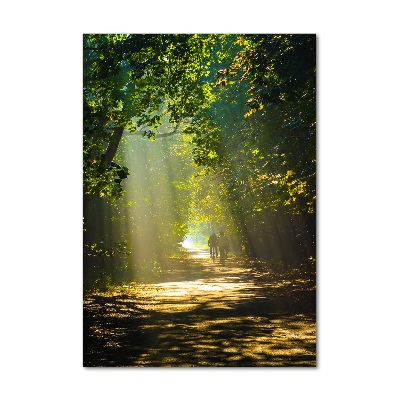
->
[125,121,183,138]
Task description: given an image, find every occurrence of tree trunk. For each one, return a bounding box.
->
[105,126,124,164]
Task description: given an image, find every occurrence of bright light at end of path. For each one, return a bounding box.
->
[181,238,193,248]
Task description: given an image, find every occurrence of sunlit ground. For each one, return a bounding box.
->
[84,248,316,367]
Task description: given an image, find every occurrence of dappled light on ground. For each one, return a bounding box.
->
[84,250,316,367]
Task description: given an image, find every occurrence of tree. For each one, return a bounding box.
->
[83,34,218,201]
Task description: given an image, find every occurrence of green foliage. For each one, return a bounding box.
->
[83,34,220,202]
[83,272,113,294]
[83,143,129,199]
[84,240,130,257]
[190,34,316,215]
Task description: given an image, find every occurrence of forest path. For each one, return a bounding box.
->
[84,248,316,367]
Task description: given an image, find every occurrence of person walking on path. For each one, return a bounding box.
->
[217,231,229,264]
[208,232,218,258]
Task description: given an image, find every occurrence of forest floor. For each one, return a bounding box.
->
[83,248,316,367]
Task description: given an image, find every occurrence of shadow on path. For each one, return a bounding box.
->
[84,250,316,367]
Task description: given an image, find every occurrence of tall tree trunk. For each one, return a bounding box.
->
[105,126,124,164]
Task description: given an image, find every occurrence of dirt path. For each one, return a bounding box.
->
[83,249,316,367]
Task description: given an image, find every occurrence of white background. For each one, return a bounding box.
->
[1,1,399,399]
